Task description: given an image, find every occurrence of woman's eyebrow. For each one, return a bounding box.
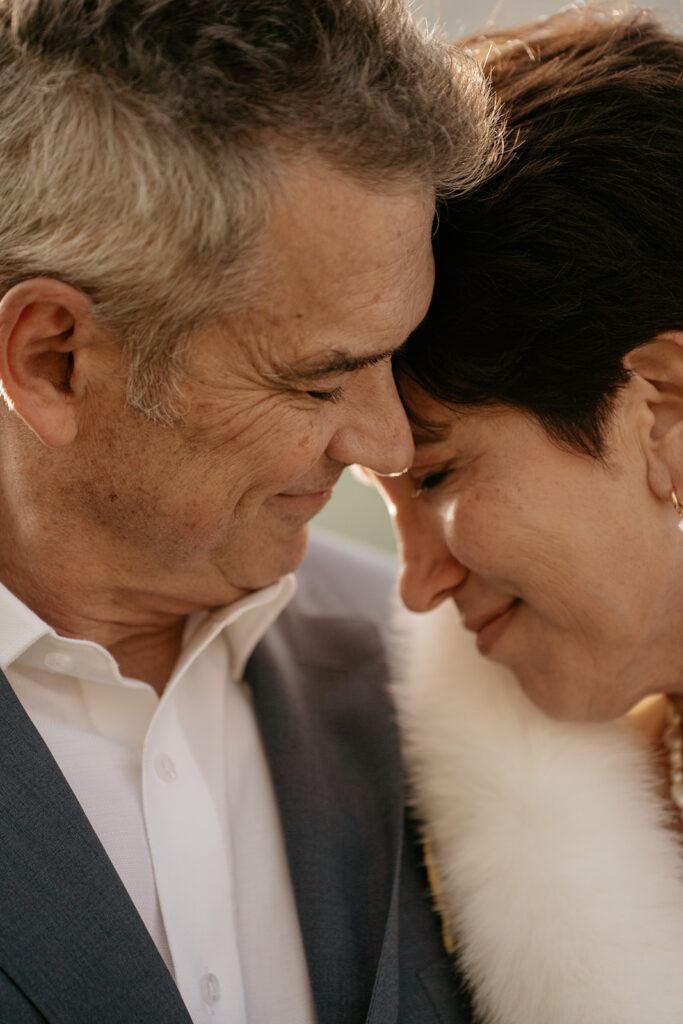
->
[411,424,452,445]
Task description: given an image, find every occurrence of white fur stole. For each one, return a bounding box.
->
[394,600,683,1024]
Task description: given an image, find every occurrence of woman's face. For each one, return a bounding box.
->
[375,378,683,722]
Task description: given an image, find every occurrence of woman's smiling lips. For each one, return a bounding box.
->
[463,599,520,654]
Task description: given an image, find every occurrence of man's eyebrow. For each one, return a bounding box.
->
[268,347,395,384]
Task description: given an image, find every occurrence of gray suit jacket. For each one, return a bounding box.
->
[0,536,472,1023]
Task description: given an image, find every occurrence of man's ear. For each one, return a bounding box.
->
[625,331,683,502]
[0,278,95,447]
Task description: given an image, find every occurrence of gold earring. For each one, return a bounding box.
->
[671,488,683,527]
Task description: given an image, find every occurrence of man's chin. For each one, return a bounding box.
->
[236,524,310,591]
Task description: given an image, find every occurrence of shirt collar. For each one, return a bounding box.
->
[0,581,54,668]
[174,574,297,683]
[0,575,297,684]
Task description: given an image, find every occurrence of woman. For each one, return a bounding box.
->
[375,8,683,1024]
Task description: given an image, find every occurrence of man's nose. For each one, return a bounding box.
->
[326,360,414,475]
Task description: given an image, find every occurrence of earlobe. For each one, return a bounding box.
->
[625,332,683,503]
[0,278,92,448]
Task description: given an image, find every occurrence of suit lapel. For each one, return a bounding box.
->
[247,606,404,1024]
[0,668,192,1024]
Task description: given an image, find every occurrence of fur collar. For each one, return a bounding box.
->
[393,601,683,1024]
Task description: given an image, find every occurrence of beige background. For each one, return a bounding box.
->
[313,0,682,554]
[417,0,681,35]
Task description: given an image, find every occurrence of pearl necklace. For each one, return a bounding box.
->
[664,704,683,813]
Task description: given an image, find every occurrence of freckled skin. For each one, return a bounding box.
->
[376,382,683,723]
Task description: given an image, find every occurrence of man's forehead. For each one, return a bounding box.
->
[220,162,435,379]
[263,160,434,288]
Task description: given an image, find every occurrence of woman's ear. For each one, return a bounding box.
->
[0,278,94,447]
[625,332,683,502]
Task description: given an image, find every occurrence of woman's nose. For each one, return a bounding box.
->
[397,502,467,612]
[374,473,467,613]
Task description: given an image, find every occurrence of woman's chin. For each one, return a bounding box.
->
[515,672,627,724]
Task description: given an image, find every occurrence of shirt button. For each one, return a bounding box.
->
[44,650,73,673]
[200,973,221,1007]
[154,753,177,782]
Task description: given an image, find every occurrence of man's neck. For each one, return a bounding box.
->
[0,438,248,693]
[0,550,206,695]
[108,623,187,696]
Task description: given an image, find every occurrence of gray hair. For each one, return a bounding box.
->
[0,0,501,419]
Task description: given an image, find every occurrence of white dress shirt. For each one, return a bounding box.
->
[0,579,317,1024]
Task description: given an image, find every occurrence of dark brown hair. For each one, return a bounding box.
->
[398,7,683,456]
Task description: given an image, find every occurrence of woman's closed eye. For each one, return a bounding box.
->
[411,462,459,496]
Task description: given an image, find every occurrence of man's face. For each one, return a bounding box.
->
[73,162,434,607]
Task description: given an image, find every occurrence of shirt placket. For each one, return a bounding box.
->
[142,659,246,1024]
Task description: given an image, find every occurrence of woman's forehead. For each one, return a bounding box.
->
[398,376,496,449]
[397,376,455,438]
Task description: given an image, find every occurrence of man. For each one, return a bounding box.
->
[0,2,497,1021]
